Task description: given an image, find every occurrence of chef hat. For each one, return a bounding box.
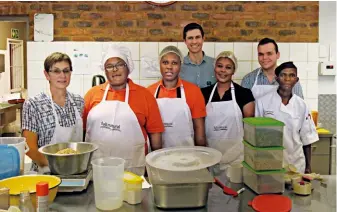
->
[159,46,184,63]
[101,44,134,73]
[215,51,238,72]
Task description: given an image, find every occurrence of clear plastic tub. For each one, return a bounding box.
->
[243,117,284,147]
[123,171,143,205]
[91,157,125,211]
[243,141,284,171]
[242,161,285,194]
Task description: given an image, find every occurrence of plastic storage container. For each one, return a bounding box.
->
[91,157,125,211]
[243,140,284,171]
[242,161,285,194]
[243,117,285,147]
[0,137,29,175]
[0,145,20,180]
[123,171,143,205]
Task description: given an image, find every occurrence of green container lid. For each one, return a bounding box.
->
[243,117,285,127]
[243,140,284,150]
[242,161,286,174]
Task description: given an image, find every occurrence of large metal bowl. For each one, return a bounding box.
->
[38,142,98,175]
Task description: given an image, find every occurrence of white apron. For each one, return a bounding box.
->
[38,92,83,174]
[251,68,278,100]
[205,82,244,174]
[154,84,194,148]
[49,93,83,144]
[85,83,145,176]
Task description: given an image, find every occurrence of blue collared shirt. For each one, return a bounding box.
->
[180,52,216,88]
[241,67,304,99]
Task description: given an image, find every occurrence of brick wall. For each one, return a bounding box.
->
[0,1,318,42]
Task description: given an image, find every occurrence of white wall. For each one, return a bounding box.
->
[27,41,320,110]
[318,1,337,94]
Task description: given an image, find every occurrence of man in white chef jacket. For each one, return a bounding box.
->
[255,61,318,174]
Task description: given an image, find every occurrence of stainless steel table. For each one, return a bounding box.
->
[50,175,336,212]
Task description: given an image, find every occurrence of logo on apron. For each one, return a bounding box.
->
[164,122,174,128]
[100,121,121,132]
[213,125,227,131]
[264,111,274,116]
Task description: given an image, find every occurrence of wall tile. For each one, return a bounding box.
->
[278,43,290,61]
[140,42,158,59]
[202,42,215,58]
[252,42,258,61]
[177,42,189,57]
[84,42,103,62]
[27,78,47,97]
[68,75,83,96]
[307,62,319,80]
[27,61,44,79]
[295,62,308,80]
[289,43,308,61]
[64,42,84,57]
[27,42,45,61]
[83,75,93,95]
[159,42,178,54]
[44,42,66,58]
[120,42,140,61]
[215,42,234,56]
[307,43,319,62]
[306,80,319,99]
[233,62,251,80]
[234,43,253,61]
[129,60,140,80]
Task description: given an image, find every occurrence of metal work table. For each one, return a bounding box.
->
[50,174,336,212]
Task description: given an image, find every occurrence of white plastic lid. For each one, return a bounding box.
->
[146,146,222,172]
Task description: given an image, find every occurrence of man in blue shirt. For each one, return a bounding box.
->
[241,38,303,99]
[180,23,216,88]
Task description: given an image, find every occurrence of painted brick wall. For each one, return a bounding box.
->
[0,1,318,42]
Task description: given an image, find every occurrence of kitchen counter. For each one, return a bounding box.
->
[50,174,336,212]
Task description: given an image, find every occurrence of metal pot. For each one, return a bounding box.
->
[38,142,98,175]
[148,168,214,209]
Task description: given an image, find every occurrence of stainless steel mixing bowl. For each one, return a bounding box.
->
[38,142,98,175]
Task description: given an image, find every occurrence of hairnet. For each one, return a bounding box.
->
[101,44,134,73]
[215,51,238,72]
[275,61,297,77]
[159,46,184,63]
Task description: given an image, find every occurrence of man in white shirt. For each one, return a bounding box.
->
[255,61,318,174]
[241,38,303,100]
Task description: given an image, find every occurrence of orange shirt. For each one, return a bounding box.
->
[147,78,206,119]
[83,79,164,141]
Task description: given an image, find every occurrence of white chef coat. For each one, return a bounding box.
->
[255,90,319,173]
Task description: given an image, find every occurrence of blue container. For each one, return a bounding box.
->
[0,145,20,180]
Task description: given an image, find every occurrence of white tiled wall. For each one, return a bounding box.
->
[27,41,320,110]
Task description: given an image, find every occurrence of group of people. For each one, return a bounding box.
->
[22,23,318,176]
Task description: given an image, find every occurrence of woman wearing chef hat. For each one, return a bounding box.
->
[22,52,84,172]
[147,46,207,148]
[201,51,255,175]
[83,44,164,176]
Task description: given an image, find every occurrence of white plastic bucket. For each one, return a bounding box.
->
[0,137,29,175]
[91,157,125,211]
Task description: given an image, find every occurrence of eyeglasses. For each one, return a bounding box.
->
[49,68,72,75]
[105,63,127,72]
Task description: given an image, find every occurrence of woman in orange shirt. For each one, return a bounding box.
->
[148,46,207,148]
[83,45,164,175]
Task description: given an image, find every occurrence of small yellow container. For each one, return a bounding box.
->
[123,171,143,205]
